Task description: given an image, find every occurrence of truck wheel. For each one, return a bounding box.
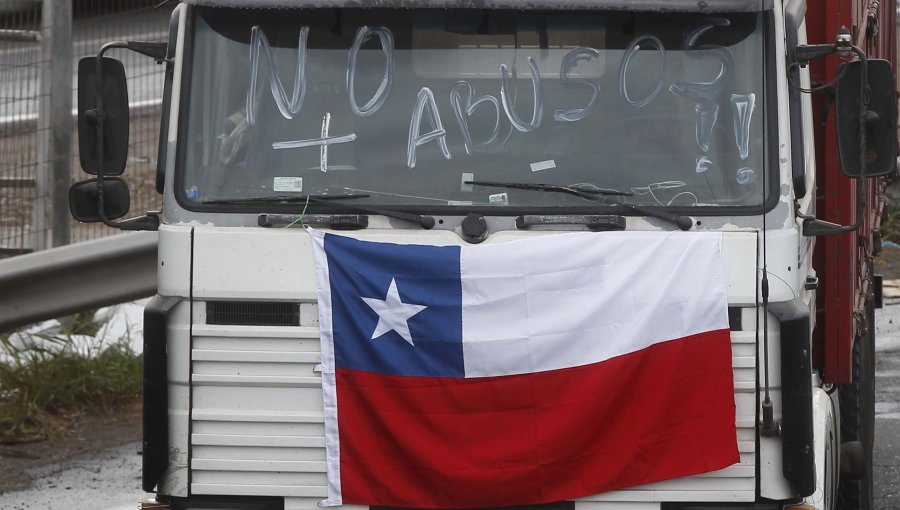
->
[837,302,875,510]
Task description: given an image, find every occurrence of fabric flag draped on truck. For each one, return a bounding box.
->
[309,229,739,508]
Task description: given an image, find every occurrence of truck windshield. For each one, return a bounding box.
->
[179,7,769,212]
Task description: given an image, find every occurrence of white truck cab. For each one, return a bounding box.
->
[68,1,898,509]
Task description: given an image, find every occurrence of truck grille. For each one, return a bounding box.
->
[190,303,758,509]
[206,301,300,327]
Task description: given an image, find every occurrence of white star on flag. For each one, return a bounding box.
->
[361,278,427,346]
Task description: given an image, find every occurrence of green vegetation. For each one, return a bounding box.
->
[881,195,900,243]
[0,318,142,439]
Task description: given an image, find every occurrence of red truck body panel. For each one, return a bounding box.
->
[808,0,896,383]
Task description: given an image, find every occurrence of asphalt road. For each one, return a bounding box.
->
[1,442,145,510]
[874,299,900,509]
[2,303,900,509]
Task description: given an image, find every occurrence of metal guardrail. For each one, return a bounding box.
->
[0,29,40,42]
[0,232,157,331]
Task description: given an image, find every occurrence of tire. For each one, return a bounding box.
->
[837,301,875,510]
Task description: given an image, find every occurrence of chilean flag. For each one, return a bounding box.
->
[310,229,738,508]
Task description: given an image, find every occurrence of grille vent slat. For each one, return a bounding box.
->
[206,301,300,326]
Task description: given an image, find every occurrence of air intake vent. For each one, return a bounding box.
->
[206,301,300,326]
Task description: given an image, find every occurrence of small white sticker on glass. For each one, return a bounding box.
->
[489,193,509,206]
[461,172,474,192]
[530,160,556,172]
[273,177,303,192]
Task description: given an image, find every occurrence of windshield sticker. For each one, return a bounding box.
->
[273,177,303,192]
[460,173,474,192]
[489,193,509,206]
[530,160,557,172]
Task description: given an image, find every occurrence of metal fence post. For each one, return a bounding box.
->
[49,0,72,248]
[34,0,73,251]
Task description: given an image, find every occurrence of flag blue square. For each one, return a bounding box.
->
[324,234,464,377]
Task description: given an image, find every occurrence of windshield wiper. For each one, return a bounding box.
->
[466,180,692,231]
[516,214,627,231]
[465,180,634,199]
[618,202,694,231]
[201,193,435,229]
[200,193,370,204]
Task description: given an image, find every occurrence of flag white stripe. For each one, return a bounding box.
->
[309,229,343,507]
[460,231,728,378]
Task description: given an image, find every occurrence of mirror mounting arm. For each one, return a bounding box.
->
[92,47,113,228]
[98,40,171,64]
[794,26,854,66]
[89,41,169,231]
[118,212,161,231]
[802,44,870,237]
[794,44,837,65]
[796,200,850,236]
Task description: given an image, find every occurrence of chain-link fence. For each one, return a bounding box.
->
[0,0,173,257]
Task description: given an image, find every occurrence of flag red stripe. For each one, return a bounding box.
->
[335,329,739,508]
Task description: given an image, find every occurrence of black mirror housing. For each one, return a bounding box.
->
[78,56,130,176]
[836,59,898,178]
[69,178,131,223]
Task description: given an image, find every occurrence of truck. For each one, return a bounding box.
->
[68,0,899,509]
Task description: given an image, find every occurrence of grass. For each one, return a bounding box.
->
[0,316,142,439]
[882,195,900,243]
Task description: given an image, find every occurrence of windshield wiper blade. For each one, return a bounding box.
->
[466,180,692,230]
[618,202,694,231]
[200,193,370,204]
[465,180,634,198]
[202,192,435,229]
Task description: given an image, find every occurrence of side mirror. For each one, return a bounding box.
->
[78,56,129,176]
[835,59,898,178]
[69,178,131,222]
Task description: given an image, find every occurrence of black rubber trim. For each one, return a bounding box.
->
[728,307,743,331]
[156,9,180,194]
[171,496,284,509]
[143,295,181,493]
[767,299,815,497]
[874,274,883,309]
[156,63,174,194]
[662,503,782,509]
[784,5,807,199]
[183,0,773,10]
